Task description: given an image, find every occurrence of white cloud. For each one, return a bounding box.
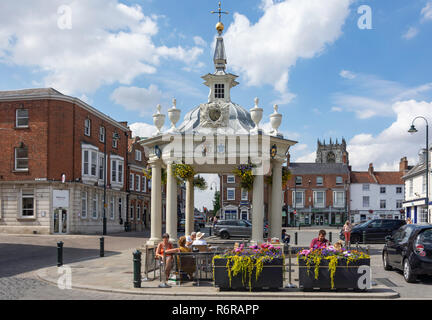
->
[340,70,356,79]
[332,72,432,119]
[111,85,165,116]
[223,0,351,104]
[347,100,432,171]
[402,26,419,40]
[0,0,203,95]
[193,36,207,47]
[331,106,343,112]
[129,122,158,139]
[421,1,432,22]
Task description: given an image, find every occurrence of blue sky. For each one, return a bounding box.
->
[0,0,431,209]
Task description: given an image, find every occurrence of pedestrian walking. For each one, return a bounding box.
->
[343,220,352,249]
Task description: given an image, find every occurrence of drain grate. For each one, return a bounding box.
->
[374,278,399,287]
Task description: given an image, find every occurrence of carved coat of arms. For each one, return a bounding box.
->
[199,102,229,128]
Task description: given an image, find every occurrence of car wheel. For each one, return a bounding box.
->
[383,251,392,271]
[403,258,417,283]
[220,231,230,240]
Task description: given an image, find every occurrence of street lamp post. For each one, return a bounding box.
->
[408,116,429,223]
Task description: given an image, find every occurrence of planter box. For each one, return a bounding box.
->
[213,258,284,290]
[298,258,370,290]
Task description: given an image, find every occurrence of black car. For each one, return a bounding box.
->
[339,219,406,244]
[383,224,432,283]
[177,219,200,232]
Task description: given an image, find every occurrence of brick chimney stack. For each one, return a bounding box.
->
[119,121,132,138]
[368,163,374,174]
[286,153,291,166]
[399,157,409,173]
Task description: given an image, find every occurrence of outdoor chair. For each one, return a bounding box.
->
[176,253,196,284]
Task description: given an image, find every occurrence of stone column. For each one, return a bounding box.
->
[270,160,283,239]
[149,161,162,244]
[166,162,178,241]
[267,183,272,235]
[185,177,194,236]
[251,173,264,244]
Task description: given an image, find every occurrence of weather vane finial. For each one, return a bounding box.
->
[211,1,229,35]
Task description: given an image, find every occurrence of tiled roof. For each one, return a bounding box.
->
[289,163,350,175]
[350,172,375,183]
[374,172,404,185]
[351,171,404,185]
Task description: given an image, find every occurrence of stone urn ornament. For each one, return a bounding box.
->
[269,104,282,136]
[167,98,181,133]
[153,104,165,136]
[250,97,263,134]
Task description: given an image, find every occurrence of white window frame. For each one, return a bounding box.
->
[396,200,403,209]
[227,175,235,184]
[423,174,427,194]
[313,191,325,208]
[241,189,248,201]
[293,191,305,208]
[227,188,235,201]
[84,118,91,136]
[137,204,141,221]
[135,150,142,161]
[136,175,141,192]
[81,191,88,219]
[142,176,147,193]
[20,189,35,218]
[99,126,105,143]
[130,174,134,191]
[295,176,302,186]
[396,186,402,194]
[130,205,134,220]
[362,196,370,208]
[99,155,105,180]
[214,83,225,99]
[316,177,323,186]
[92,193,98,219]
[380,199,386,209]
[15,147,29,171]
[333,191,345,208]
[363,184,370,191]
[380,187,386,194]
[409,179,413,197]
[16,109,29,128]
[336,176,343,185]
[111,160,117,183]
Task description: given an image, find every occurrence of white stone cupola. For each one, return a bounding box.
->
[201,23,238,104]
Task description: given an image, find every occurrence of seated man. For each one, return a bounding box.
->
[186,232,197,248]
[310,229,329,250]
[192,232,208,252]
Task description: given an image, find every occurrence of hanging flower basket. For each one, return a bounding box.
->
[172,163,195,181]
[193,175,208,190]
[233,164,256,191]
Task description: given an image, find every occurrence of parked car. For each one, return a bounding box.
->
[177,219,200,233]
[214,219,268,239]
[339,219,406,244]
[382,224,432,283]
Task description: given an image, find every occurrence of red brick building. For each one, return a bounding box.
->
[0,88,129,234]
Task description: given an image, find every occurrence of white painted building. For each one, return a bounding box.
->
[350,161,406,223]
[402,150,431,224]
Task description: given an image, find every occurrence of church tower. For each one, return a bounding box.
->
[316,138,349,164]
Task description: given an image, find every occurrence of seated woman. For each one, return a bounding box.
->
[156,233,176,282]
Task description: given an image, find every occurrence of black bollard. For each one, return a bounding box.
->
[329,232,332,243]
[57,241,63,267]
[100,237,105,257]
[363,231,366,244]
[133,250,142,288]
[295,232,298,245]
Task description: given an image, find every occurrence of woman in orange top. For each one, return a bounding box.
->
[156,233,175,282]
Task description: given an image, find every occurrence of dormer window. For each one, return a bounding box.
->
[214,84,225,99]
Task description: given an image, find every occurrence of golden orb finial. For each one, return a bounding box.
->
[216,22,224,33]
